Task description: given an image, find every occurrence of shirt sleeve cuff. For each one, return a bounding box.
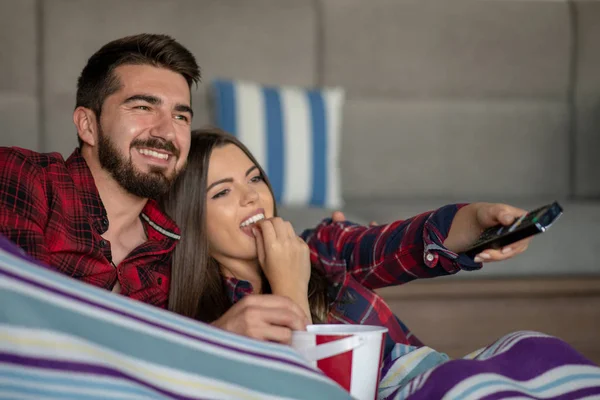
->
[422,204,483,273]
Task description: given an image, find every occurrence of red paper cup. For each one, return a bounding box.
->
[291,325,387,400]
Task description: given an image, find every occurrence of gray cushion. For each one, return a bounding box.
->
[339,98,570,199]
[575,102,600,197]
[0,95,40,150]
[0,0,39,151]
[320,0,570,98]
[0,0,37,94]
[575,1,600,98]
[574,1,600,197]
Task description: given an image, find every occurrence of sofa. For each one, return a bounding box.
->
[1,0,599,361]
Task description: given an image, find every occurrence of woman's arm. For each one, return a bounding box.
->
[304,203,530,291]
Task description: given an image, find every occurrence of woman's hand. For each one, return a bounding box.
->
[443,203,532,263]
[252,217,312,320]
[211,294,309,344]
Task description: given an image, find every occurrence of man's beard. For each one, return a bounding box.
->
[97,125,180,199]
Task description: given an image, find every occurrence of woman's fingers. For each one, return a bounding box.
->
[260,217,298,240]
[331,211,346,222]
[474,238,531,263]
[252,226,266,265]
[285,220,297,239]
[257,219,277,242]
[268,217,288,240]
[478,203,528,228]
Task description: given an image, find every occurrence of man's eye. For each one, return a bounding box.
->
[136,105,150,111]
[212,189,229,199]
[175,114,189,122]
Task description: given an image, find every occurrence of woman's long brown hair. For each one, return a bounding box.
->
[161,127,329,323]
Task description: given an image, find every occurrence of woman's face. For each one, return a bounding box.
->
[205,143,275,264]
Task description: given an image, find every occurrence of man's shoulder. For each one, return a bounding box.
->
[0,147,67,171]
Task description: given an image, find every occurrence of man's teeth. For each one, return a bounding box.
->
[138,148,169,160]
[240,213,265,227]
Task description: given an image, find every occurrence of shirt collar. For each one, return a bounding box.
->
[141,200,180,241]
[224,276,254,303]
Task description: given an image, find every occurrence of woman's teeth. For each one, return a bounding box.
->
[137,148,169,160]
[240,213,265,228]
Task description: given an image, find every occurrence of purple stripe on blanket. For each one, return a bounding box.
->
[481,387,600,400]
[0,352,203,400]
[0,236,50,267]
[385,335,600,400]
[380,351,398,378]
[0,236,314,374]
[455,335,594,380]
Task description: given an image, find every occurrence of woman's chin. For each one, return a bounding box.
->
[219,234,261,262]
[236,245,260,262]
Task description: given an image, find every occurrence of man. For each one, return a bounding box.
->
[0,33,310,340]
[0,34,198,308]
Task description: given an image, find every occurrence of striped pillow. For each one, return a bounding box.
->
[212,79,345,208]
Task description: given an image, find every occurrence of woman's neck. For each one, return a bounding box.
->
[218,258,263,294]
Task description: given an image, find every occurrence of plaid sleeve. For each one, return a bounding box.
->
[0,148,50,264]
[302,204,482,291]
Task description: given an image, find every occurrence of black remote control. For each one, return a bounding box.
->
[464,201,563,259]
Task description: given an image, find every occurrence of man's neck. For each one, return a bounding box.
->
[82,150,148,237]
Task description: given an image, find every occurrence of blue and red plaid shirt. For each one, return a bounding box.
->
[224,205,482,357]
[0,147,180,308]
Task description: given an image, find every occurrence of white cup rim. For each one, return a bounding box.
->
[293,324,388,336]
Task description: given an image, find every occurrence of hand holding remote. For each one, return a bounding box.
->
[443,203,532,263]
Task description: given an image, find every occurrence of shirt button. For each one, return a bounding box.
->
[425,253,435,262]
[99,239,108,248]
[101,217,109,228]
[157,277,163,285]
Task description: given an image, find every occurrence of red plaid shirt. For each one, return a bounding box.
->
[225,205,482,357]
[0,147,180,308]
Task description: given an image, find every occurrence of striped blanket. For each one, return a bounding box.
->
[1,234,599,399]
[0,236,350,400]
[379,334,600,399]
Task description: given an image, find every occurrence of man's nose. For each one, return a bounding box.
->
[150,111,176,141]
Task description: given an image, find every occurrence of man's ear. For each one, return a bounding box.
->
[73,107,99,147]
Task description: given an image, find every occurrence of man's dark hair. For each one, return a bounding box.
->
[75,33,200,146]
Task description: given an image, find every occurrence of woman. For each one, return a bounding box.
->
[161,128,600,399]
[160,127,532,357]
